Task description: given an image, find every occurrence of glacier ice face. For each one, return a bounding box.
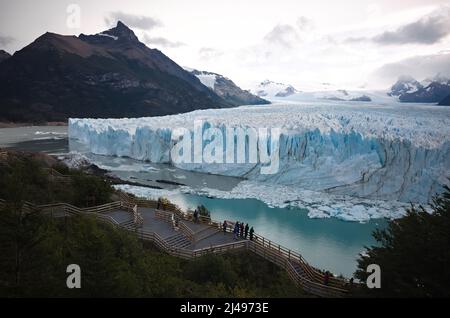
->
[69,102,450,205]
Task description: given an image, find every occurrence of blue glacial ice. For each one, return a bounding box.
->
[69,102,450,219]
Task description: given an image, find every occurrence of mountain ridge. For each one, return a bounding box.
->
[388,74,450,104]
[0,21,232,123]
[252,80,299,99]
[188,68,270,106]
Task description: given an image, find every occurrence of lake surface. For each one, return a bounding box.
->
[0,125,387,277]
[168,193,385,277]
[0,126,68,154]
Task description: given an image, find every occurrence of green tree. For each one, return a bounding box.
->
[354,185,450,297]
[197,205,211,218]
[0,203,64,297]
[70,174,113,207]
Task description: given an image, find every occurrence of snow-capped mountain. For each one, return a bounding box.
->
[252,80,299,99]
[388,75,421,97]
[314,90,372,102]
[388,74,450,103]
[187,69,270,106]
[0,21,232,122]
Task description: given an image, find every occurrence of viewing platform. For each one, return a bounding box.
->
[1,187,352,298]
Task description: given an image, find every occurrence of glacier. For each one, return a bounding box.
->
[69,102,450,211]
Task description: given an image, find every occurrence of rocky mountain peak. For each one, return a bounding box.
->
[79,21,140,45]
[105,21,139,42]
[388,75,422,97]
[388,73,450,103]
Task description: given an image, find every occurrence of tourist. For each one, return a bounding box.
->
[193,209,199,223]
[249,227,254,241]
[240,222,244,237]
[245,223,249,239]
[223,220,228,234]
[234,222,239,240]
[323,271,330,286]
[346,277,354,290]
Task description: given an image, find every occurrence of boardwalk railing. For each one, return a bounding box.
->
[0,163,351,297]
[154,209,174,224]
[116,193,351,297]
[1,196,349,297]
[178,221,195,242]
[1,199,143,228]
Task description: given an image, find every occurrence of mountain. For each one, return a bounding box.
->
[0,50,10,63]
[319,90,372,102]
[252,80,299,99]
[388,75,421,97]
[439,94,450,105]
[0,21,231,123]
[388,74,450,103]
[187,69,269,106]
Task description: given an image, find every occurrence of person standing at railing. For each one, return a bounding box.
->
[323,271,330,286]
[244,223,249,239]
[345,277,354,291]
[193,209,199,223]
[249,227,254,241]
[239,222,244,238]
[233,221,239,240]
[222,220,228,234]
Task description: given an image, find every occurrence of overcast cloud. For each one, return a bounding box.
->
[370,51,450,86]
[1,0,450,90]
[104,11,162,30]
[0,35,14,46]
[373,7,450,44]
[142,34,184,48]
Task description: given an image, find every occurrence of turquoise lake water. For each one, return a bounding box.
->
[0,126,389,278]
[167,193,387,278]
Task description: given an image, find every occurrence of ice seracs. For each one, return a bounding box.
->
[69,102,450,208]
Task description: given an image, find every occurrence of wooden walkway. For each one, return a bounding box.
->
[0,192,351,298]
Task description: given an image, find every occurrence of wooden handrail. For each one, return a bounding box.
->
[178,221,194,242]
[1,190,351,297]
[3,161,347,291]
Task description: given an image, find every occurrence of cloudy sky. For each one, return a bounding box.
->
[1,0,450,90]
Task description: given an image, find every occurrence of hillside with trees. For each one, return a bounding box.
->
[354,185,450,297]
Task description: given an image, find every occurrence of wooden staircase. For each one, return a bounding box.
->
[289,260,311,281]
[119,219,136,231]
[1,191,352,297]
[165,233,192,249]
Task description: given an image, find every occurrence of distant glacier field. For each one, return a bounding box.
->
[69,101,450,222]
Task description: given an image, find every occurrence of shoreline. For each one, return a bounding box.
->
[0,121,68,128]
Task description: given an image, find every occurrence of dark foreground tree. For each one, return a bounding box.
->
[0,152,306,297]
[197,205,211,218]
[354,185,450,297]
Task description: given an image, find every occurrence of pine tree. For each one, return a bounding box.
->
[354,185,450,297]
